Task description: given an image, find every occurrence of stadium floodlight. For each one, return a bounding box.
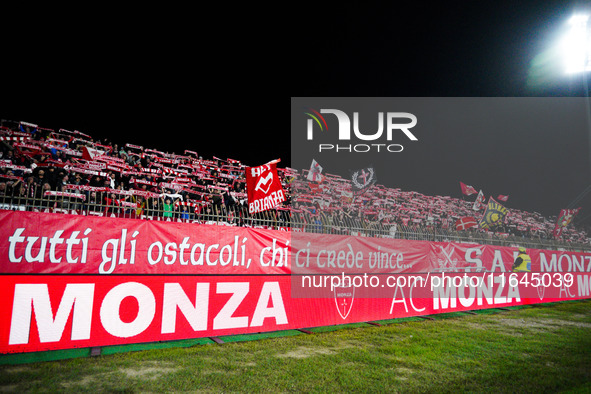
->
[563,14,591,74]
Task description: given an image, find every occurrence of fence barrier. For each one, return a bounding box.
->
[1,184,588,253]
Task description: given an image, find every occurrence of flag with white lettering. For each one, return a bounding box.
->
[478,197,508,230]
[553,207,581,238]
[245,159,286,214]
[497,194,509,202]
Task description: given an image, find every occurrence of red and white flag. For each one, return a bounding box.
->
[553,207,581,238]
[473,190,485,211]
[460,182,477,196]
[82,146,106,161]
[307,159,325,182]
[497,195,509,202]
[455,216,477,231]
[245,159,286,214]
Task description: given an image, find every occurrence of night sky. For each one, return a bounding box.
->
[2,1,590,228]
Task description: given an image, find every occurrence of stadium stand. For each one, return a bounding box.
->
[0,119,589,253]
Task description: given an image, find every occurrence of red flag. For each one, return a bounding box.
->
[497,195,509,202]
[245,159,286,214]
[553,207,581,238]
[82,146,106,161]
[460,182,477,196]
[472,190,485,210]
[455,216,477,231]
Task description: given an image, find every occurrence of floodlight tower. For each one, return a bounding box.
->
[562,12,591,225]
[564,14,591,75]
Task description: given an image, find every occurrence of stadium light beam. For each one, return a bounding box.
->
[563,14,591,74]
[559,13,591,221]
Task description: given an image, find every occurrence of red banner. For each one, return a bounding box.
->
[2,272,588,354]
[0,210,590,354]
[0,211,289,276]
[553,208,581,238]
[245,159,286,214]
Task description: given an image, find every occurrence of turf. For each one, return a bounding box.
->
[0,300,590,392]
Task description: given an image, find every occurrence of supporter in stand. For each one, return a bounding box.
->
[133,195,146,217]
[128,153,141,167]
[38,182,54,208]
[104,189,121,216]
[45,167,59,189]
[277,208,290,228]
[200,205,216,223]
[0,182,6,201]
[7,177,21,200]
[89,175,104,188]
[86,191,102,214]
[140,154,151,168]
[161,196,177,218]
[11,183,28,208]
[19,123,37,137]
[33,168,47,189]
[178,204,193,220]
[145,194,160,217]
[107,172,118,189]
[308,204,323,233]
[333,210,349,235]
[2,149,15,164]
[217,204,229,223]
[0,118,588,247]
[22,176,35,197]
[58,169,68,187]
[71,173,86,186]
[33,153,48,166]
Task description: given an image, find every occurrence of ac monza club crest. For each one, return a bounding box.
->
[537,283,545,301]
[433,245,460,272]
[334,285,355,320]
[254,172,274,194]
[245,159,286,214]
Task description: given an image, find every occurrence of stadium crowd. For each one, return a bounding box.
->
[0,119,589,250]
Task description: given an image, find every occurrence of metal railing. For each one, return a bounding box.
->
[0,184,589,253]
[289,210,591,253]
[0,184,291,228]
